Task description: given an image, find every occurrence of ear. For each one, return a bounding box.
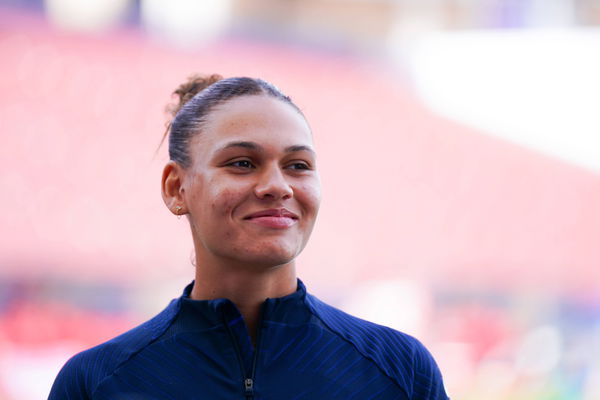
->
[161,161,187,216]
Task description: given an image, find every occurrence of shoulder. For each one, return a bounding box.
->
[48,298,181,399]
[305,293,448,400]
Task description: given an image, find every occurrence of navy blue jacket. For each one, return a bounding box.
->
[49,280,448,399]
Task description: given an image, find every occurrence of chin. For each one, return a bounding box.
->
[245,251,297,268]
[237,242,301,268]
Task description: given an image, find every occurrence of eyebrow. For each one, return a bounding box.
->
[219,141,315,154]
[285,145,315,154]
[220,141,262,152]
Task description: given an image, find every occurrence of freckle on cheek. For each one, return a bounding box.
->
[217,193,239,214]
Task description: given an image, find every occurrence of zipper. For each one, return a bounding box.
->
[224,305,265,400]
[244,377,254,397]
[247,311,264,398]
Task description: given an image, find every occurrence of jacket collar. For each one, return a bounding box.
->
[176,279,310,326]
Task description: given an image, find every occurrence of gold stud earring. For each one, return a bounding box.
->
[175,205,183,219]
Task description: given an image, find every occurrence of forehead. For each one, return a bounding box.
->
[197,95,313,150]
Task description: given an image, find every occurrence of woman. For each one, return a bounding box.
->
[49,75,449,399]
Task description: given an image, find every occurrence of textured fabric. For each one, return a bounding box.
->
[49,280,449,400]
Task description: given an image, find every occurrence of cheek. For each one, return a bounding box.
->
[210,190,239,215]
[296,181,321,215]
[206,177,249,216]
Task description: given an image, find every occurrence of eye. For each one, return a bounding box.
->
[227,160,255,169]
[286,162,310,170]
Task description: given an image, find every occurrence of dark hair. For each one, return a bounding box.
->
[162,74,304,168]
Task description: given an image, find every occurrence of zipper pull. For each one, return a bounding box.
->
[244,378,254,394]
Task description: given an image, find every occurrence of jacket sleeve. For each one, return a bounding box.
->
[48,353,91,400]
[411,343,449,400]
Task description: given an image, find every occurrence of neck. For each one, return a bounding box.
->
[190,256,297,344]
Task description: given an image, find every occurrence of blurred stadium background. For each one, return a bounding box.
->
[1,0,600,399]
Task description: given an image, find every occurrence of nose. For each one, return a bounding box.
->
[254,164,293,200]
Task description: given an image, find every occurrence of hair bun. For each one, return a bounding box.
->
[167,73,223,118]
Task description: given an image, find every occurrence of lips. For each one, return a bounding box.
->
[245,208,299,219]
[244,208,298,229]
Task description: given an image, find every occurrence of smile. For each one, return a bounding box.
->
[244,209,299,229]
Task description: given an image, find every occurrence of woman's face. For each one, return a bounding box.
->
[178,95,321,268]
